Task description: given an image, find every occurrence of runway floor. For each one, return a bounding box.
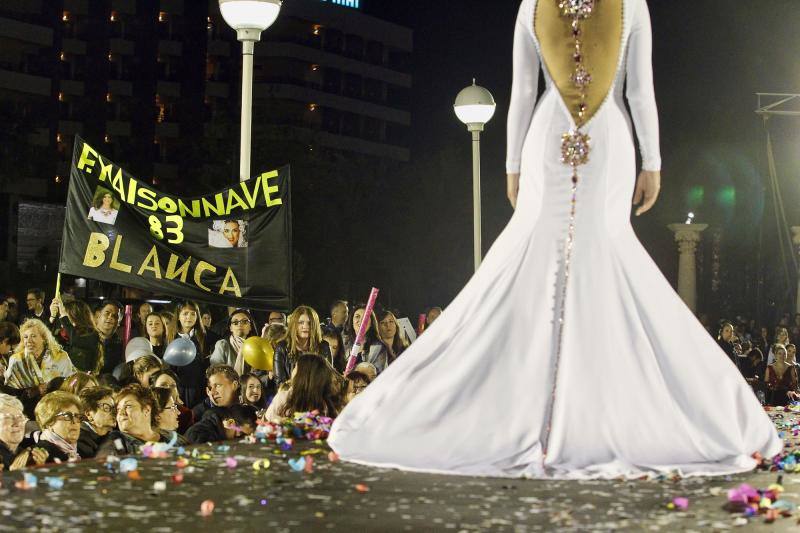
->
[1,408,799,532]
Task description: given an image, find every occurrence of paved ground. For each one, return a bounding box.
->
[0,408,798,532]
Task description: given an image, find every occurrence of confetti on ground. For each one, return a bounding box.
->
[0,406,797,531]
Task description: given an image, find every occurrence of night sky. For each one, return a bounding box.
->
[355,0,800,315]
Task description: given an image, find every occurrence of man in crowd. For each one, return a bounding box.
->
[95,301,123,374]
[187,365,252,443]
[23,288,49,324]
[134,302,152,337]
[326,300,348,335]
[192,364,240,420]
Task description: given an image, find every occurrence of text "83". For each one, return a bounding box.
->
[148,215,184,244]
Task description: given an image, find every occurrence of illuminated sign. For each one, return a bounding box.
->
[319,0,360,8]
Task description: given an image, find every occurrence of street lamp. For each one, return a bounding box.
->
[218,0,282,182]
[454,79,496,271]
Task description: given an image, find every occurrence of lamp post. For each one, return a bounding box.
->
[454,79,496,271]
[218,0,282,182]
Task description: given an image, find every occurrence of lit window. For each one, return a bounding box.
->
[308,104,318,112]
[55,175,62,183]
[312,25,322,36]
[62,11,70,22]
[311,64,320,71]
[159,11,168,23]
[57,92,64,102]
[104,134,111,143]
[56,133,62,142]
[110,11,118,22]
[59,52,66,61]
[106,92,112,102]
[107,52,114,61]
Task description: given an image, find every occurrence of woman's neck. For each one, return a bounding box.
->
[149,336,162,346]
[127,426,160,442]
[91,423,111,436]
[0,438,18,453]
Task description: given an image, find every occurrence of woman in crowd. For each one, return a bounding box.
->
[765,343,799,405]
[132,355,162,387]
[49,299,102,373]
[60,372,99,395]
[77,386,116,458]
[716,321,736,365]
[4,319,76,411]
[343,370,372,404]
[343,305,391,374]
[0,393,46,470]
[210,309,257,374]
[171,301,210,408]
[273,306,325,386]
[788,344,799,367]
[264,353,344,423]
[0,321,20,381]
[768,327,791,365]
[33,391,84,463]
[151,386,186,444]
[98,384,173,456]
[322,327,347,373]
[377,310,409,360]
[144,312,171,358]
[159,310,177,342]
[240,372,267,410]
[754,326,771,357]
[151,368,194,433]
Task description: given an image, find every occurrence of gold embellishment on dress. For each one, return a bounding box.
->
[540,0,601,474]
[534,0,622,126]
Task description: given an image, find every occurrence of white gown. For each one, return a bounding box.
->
[328,0,782,479]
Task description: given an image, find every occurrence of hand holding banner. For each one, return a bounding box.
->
[344,287,380,375]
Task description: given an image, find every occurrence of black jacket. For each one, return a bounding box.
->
[191,397,214,421]
[100,335,124,375]
[77,423,108,459]
[0,440,17,470]
[273,341,332,386]
[185,407,229,444]
[273,341,292,387]
[172,332,210,408]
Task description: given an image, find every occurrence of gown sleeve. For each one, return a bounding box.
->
[505,0,540,175]
[624,0,661,172]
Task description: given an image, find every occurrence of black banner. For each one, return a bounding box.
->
[59,137,292,310]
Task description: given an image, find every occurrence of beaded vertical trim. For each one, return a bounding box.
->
[540,0,598,473]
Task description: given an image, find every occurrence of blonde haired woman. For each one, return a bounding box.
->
[273,306,324,386]
[3,319,75,399]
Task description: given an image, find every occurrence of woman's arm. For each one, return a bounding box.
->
[625,0,660,172]
[505,0,539,175]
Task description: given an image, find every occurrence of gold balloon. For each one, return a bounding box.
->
[242,337,274,371]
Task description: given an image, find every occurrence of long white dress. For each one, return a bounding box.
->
[328,0,783,479]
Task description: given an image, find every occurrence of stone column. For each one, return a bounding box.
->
[791,226,800,314]
[667,223,709,313]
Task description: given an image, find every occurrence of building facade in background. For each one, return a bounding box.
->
[0,0,412,297]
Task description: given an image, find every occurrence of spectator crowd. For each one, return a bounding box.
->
[0,287,444,471]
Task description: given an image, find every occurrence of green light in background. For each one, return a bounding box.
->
[687,186,704,208]
[716,186,736,208]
